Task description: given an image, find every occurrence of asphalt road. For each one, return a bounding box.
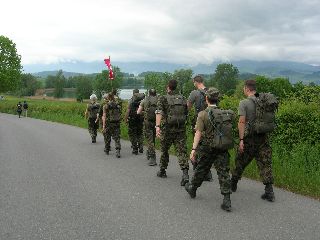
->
[0,113,319,240]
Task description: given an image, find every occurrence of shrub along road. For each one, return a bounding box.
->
[0,113,319,240]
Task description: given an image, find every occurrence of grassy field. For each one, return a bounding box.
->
[0,96,319,200]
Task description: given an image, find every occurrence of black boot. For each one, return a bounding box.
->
[148,156,157,166]
[116,149,121,158]
[157,169,167,178]
[92,136,96,143]
[221,194,232,212]
[231,176,238,192]
[180,169,189,186]
[139,145,143,153]
[104,146,110,155]
[185,182,197,198]
[261,184,275,202]
[204,170,213,182]
[132,148,138,155]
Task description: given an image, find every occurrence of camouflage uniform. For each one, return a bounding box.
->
[128,97,144,153]
[157,92,189,172]
[185,88,233,211]
[188,87,213,181]
[231,94,274,201]
[190,106,232,195]
[140,96,158,162]
[233,135,273,184]
[86,102,100,142]
[103,98,122,153]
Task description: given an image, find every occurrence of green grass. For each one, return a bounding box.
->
[1,96,319,200]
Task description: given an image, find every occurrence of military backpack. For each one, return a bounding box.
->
[166,94,187,127]
[195,88,208,114]
[88,103,100,119]
[107,101,121,123]
[144,95,158,122]
[129,93,145,121]
[203,107,234,150]
[249,93,278,134]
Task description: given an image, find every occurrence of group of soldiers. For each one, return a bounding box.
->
[84,76,276,212]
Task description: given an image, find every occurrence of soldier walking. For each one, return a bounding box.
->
[85,94,100,143]
[102,92,122,158]
[137,89,158,166]
[155,79,190,186]
[231,79,276,202]
[185,88,234,212]
[125,89,145,155]
[187,75,213,181]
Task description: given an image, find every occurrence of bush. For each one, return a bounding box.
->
[274,100,320,148]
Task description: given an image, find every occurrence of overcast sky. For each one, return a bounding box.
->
[1,0,320,65]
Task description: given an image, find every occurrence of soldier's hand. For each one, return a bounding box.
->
[156,126,161,138]
[239,140,244,153]
[190,150,196,163]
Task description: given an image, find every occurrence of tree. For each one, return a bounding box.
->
[0,35,22,92]
[172,69,193,96]
[93,66,123,99]
[75,75,93,100]
[144,72,172,95]
[53,70,65,98]
[19,73,42,96]
[214,63,239,95]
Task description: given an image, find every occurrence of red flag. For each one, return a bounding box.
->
[104,56,114,80]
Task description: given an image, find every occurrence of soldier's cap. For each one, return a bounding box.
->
[90,94,97,100]
[205,87,220,99]
[102,93,109,99]
[133,89,139,94]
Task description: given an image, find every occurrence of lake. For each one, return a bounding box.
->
[119,89,147,100]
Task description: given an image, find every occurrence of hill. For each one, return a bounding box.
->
[24,60,320,84]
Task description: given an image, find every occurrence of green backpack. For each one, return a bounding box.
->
[89,103,100,119]
[203,107,234,150]
[107,101,121,123]
[250,93,278,134]
[166,94,187,127]
[144,95,158,122]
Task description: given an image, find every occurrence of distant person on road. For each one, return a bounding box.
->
[137,88,158,166]
[185,88,234,212]
[102,92,122,158]
[187,75,213,182]
[125,89,145,155]
[85,94,100,143]
[17,102,22,118]
[155,79,190,186]
[23,100,28,117]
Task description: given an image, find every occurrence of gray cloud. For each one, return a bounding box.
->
[2,0,320,65]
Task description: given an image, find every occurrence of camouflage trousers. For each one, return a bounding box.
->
[103,122,121,150]
[88,118,99,139]
[159,130,189,170]
[144,121,156,158]
[128,120,143,150]
[232,134,273,184]
[192,144,231,195]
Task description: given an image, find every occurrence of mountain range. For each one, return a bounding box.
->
[25,60,320,84]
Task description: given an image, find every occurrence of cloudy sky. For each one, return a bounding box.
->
[1,0,320,65]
